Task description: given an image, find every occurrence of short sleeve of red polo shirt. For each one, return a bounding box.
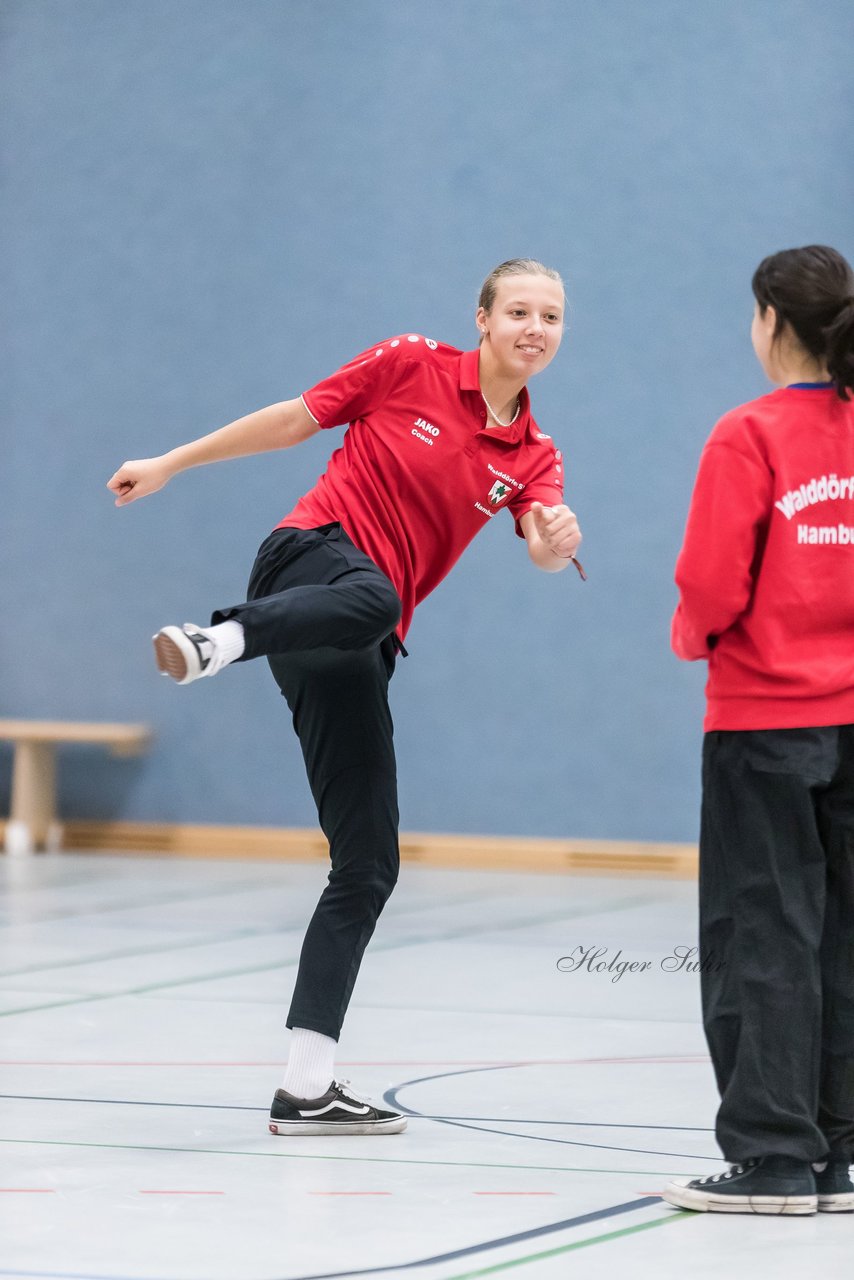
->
[506,435,566,536]
[301,341,407,428]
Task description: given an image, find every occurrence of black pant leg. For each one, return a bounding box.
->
[270,642,400,1040]
[700,728,837,1162]
[215,526,403,1042]
[817,724,854,1161]
[698,747,738,1101]
[212,526,402,659]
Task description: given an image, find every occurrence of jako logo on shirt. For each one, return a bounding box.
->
[412,417,440,446]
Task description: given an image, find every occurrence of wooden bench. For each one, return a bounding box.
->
[0,720,152,855]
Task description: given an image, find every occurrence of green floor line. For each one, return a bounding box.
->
[0,924,297,980]
[444,1210,692,1279]
[0,894,653,1019]
[0,885,492,983]
[0,1137,693,1178]
[0,874,279,928]
[0,955,302,1018]
[370,893,655,952]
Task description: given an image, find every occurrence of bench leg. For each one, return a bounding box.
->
[4,819,35,857]
[6,741,57,854]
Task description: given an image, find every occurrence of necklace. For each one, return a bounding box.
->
[481,390,520,427]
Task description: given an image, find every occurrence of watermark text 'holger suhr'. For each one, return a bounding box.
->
[556,945,725,984]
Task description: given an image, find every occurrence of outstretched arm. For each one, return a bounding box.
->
[520,502,583,573]
[107,397,320,506]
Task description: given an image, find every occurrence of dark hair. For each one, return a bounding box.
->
[752,245,854,400]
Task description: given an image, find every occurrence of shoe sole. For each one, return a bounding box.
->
[153,631,192,683]
[268,1116,407,1136]
[818,1193,854,1212]
[663,1186,816,1215]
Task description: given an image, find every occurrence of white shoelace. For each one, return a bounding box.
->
[701,1161,751,1185]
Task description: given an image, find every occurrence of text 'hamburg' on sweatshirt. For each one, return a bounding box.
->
[672,385,854,731]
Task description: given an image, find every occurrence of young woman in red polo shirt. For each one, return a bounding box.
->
[664,245,854,1214]
[108,258,583,1136]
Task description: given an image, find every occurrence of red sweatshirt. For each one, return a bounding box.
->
[672,384,854,730]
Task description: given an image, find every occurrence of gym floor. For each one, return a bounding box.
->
[0,853,849,1279]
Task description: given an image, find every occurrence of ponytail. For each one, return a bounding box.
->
[824,297,854,401]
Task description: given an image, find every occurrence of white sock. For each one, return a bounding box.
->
[201,619,245,665]
[282,1027,336,1099]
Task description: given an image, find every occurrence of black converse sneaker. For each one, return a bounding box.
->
[814,1158,854,1213]
[153,624,225,684]
[663,1156,817,1215]
[268,1080,407,1136]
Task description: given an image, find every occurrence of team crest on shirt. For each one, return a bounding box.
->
[476,465,524,517]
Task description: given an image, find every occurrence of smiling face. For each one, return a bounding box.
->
[476,273,565,380]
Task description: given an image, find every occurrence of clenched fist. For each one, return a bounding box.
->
[107,456,174,507]
[530,501,582,560]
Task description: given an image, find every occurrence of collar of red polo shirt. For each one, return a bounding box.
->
[459,349,532,442]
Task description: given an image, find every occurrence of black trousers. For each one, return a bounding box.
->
[213,524,403,1041]
[700,726,854,1163]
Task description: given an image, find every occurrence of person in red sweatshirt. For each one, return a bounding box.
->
[107,259,584,1137]
[664,245,854,1215]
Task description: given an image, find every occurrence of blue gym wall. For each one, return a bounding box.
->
[2,0,853,842]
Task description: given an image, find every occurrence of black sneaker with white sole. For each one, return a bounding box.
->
[268,1080,407,1136]
[814,1157,854,1213]
[663,1156,817,1215]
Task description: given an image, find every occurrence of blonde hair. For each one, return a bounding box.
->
[478,258,565,314]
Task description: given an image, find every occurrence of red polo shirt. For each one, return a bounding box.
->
[278,334,565,638]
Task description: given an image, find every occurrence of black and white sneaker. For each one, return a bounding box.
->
[814,1158,854,1213]
[153,624,224,684]
[663,1156,817,1215]
[268,1080,407,1136]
